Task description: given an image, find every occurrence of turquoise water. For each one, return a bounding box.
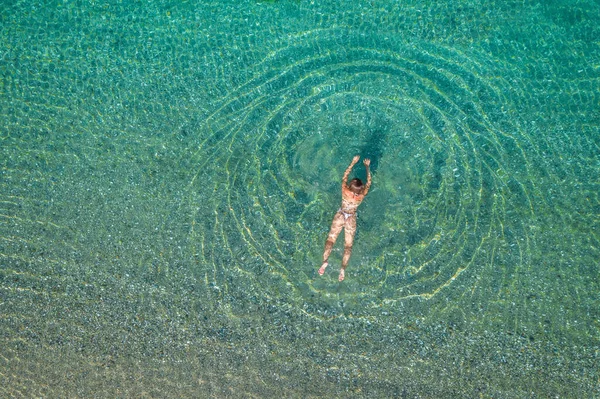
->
[1,0,599,397]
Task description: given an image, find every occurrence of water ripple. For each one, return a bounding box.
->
[185,29,539,319]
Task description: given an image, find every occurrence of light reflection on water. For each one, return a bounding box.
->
[0,0,598,397]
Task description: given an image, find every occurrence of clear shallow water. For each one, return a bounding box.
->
[1,0,599,397]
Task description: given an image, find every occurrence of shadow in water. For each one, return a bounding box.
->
[358,127,386,177]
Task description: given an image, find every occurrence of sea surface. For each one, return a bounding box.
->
[1,0,599,397]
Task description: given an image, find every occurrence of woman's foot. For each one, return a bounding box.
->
[318,262,328,275]
[338,269,345,281]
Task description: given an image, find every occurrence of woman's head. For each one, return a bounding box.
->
[348,178,363,194]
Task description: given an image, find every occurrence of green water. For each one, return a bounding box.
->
[1,0,598,397]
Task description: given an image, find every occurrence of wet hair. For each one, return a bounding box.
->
[348,178,363,194]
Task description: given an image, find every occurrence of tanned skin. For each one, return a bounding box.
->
[318,155,372,281]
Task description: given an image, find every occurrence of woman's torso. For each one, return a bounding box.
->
[340,186,364,215]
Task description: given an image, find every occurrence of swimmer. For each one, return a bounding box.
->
[318,155,372,281]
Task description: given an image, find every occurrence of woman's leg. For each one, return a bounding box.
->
[339,214,357,281]
[319,211,345,275]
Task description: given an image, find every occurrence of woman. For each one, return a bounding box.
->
[318,155,372,281]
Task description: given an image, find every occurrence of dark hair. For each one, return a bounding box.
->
[348,178,363,194]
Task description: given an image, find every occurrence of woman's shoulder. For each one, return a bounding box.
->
[342,188,363,202]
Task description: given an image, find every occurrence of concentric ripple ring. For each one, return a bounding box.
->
[185,29,538,318]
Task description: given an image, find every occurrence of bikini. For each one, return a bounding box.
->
[339,193,360,220]
[338,209,354,220]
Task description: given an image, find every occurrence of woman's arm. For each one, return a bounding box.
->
[362,158,372,196]
[342,155,360,188]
